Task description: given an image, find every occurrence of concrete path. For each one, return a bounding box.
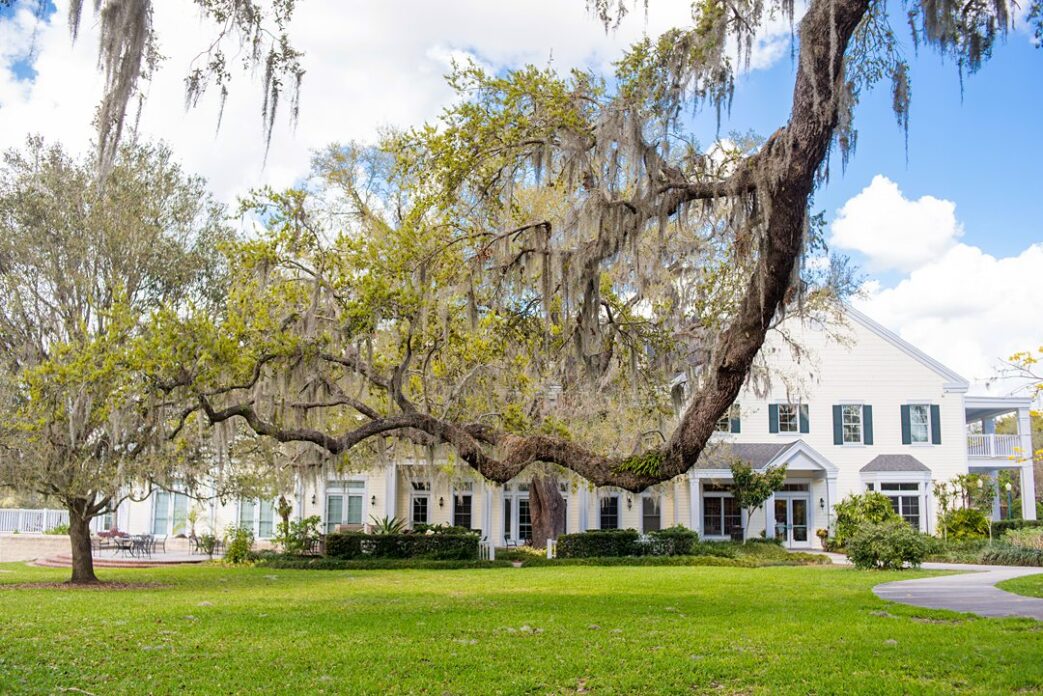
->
[873,563,1043,620]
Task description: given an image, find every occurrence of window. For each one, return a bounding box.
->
[152,491,188,535]
[642,496,661,533]
[152,491,170,535]
[238,500,256,530]
[778,404,799,433]
[453,483,473,529]
[600,496,620,529]
[910,404,930,443]
[325,481,365,533]
[715,405,740,433]
[842,404,862,444]
[411,496,429,526]
[702,491,741,537]
[517,499,532,541]
[881,483,921,529]
[258,500,275,538]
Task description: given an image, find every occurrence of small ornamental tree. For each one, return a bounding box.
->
[833,492,901,547]
[729,462,788,543]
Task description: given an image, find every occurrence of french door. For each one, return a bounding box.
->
[773,496,810,548]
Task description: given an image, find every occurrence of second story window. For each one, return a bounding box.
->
[834,404,873,445]
[842,404,862,443]
[715,405,741,433]
[902,404,940,445]
[779,404,799,433]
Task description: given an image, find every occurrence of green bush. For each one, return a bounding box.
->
[277,515,322,554]
[1004,527,1043,551]
[980,544,1043,567]
[557,529,640,558]
[44,523,70,535]
[413,523,476,535]
[645,526,700,555]
[224,525,255,564]
[833,492,901,547]
[939,508,990,540]
[846,520,930,570]
[991,519,1043,537]
[325,532,479,560]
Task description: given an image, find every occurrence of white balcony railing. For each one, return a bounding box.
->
[967,434,1021,459]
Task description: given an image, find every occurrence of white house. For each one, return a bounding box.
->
[97,307,1038,550]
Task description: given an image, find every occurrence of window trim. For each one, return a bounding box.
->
[907,403,932,446]
[598,494,621,530]
[640,494,661,534]
[841,403,864,446]
[777,403,800,434]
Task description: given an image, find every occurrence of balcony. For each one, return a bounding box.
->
[967,434,1022,460]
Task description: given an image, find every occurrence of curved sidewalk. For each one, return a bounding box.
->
[873,563,1043,620]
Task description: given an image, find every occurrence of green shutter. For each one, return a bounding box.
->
[768,404,779,433]
[799,404,809,434]
[863,405,874,445]
[730,406,741,434]
[900,405,911,445]
[832,405,843,445]
[930,404,941,444]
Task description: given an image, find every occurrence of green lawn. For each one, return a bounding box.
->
[1000,574,1043,599]
[0,562,1039,695]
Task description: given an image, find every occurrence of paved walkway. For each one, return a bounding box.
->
[872,562,1043,620]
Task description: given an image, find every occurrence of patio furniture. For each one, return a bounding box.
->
[112,536,135,557]
[152,535,167,554]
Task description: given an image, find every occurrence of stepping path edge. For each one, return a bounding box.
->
[872,564,1043,620]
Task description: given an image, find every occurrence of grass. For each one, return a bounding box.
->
[0,562,1040,695]
[999,573,1043,599]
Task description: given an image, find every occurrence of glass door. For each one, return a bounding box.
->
[774,496,811,548]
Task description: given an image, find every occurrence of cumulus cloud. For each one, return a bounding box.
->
[852,237,1043,395]
[830,175,964,272]
[0,0,800,205]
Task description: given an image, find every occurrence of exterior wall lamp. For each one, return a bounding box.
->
[626,496,632,510]
[310,495,316,505]
[371,495,377,506]
[438,496,445,508]
[819,497,825,510]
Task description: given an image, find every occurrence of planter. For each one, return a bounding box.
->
[511,560,524,568]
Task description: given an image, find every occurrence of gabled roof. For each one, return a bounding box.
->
[695,442,799,470]
[860,454,930,473]
[846,306,969,393]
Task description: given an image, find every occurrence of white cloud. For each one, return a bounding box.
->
[853,241,1043,395]
[0,0,799,206]
[830,175,964,272]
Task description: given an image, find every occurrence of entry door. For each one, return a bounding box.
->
[774,496,810,548]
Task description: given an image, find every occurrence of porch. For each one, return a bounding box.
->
[964,395,1037,521]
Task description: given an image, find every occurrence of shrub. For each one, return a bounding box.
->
[556,529,640,558]
[197,533,219,558]
[1005,527,1043,551]
[846,520,930,570]
[833,492,900,547]
[939,508,990,540]
[980,544,1043,567]
[991,519,1043,537]
[278,515,322,554]
[224,525,255,564]
[325,532,479,560]
[44,523,70,535]
[645,526,699,555]
[413,523,476,535]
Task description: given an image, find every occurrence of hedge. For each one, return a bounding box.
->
[991,519,1043,536]
[557,529,640,558]
[325,532,479,560]
[980,544,1043,567]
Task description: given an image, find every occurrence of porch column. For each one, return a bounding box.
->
[384,461,398,520]
[983,416,996,435]
[765,493,776,540]
[578,486,589,531]
[481,481,493,538]
[990,471,1002,522]
[1018,407,1037,520]
[825,476,838,534]
[688,475,700,535]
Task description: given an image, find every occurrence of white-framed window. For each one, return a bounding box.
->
[599,494,621,529]
[715,405,740,433]
[779,403,799,433]
[909,404,931,444]
[410,481,431,527]
[702,484,741,537]
[452,482,473,529]
[641,495,661,533]
[503,483,532,542]
[880,482,921,529]
[238,499,276,538]
[842,404,863,444]
[152,490,189,536]
[326,480,365,533]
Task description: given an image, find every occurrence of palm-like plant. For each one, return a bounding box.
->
[369,515,406,535]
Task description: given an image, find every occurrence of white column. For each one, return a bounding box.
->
[384,461,398,520]
[990,470,1002,522]
[578,486,589,531]
[825,476,838,535]
[688,475,700,535]
[1018,407,1037,520]
[481,482,493,538]
[765,493,776,540]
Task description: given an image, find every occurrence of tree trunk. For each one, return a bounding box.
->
[529,475,566,549]
[67,498,99,584]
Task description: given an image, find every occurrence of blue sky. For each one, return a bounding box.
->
[0,0,1039,391]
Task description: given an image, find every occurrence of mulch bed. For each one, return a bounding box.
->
[0,581,167,591]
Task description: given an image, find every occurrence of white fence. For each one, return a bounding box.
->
[0,508,69,534]
[967,434,1021,459]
